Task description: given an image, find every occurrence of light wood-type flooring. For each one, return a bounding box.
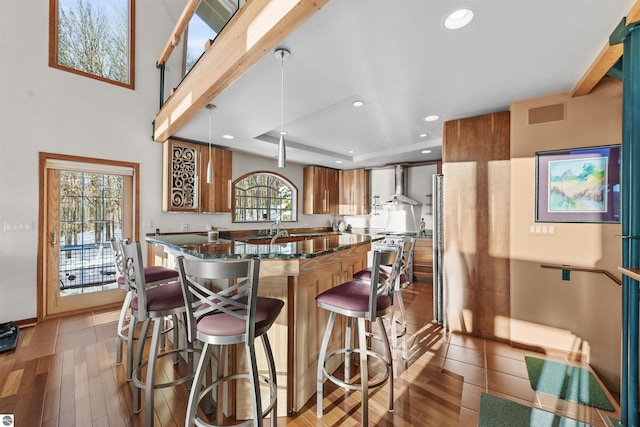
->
[0,281,621,426]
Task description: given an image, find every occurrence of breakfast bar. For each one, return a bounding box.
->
[146,232,379,415]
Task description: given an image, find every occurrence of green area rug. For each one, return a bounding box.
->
[478,393,593,427]
[524,356,614,411]
[608,416,621,427]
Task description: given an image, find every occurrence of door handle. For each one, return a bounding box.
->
[50,231,57,247]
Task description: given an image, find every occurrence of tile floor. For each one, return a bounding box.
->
[367,281,621,426]
[441,333,621,426]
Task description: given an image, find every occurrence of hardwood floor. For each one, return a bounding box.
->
[0,282,620,426]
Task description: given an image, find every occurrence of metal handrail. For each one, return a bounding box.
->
[540,263,622,286]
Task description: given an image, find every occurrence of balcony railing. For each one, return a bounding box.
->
[59,243,118,296]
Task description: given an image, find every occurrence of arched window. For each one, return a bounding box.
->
[233,171,297,222]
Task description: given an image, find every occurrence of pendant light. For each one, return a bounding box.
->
[205,104,215,183]
[275,48,290,168]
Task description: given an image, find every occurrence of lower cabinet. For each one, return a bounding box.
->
[147,241,370,414]
[413,238,433,282]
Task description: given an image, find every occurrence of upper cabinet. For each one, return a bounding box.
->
[339,168,370,215]
[162,139,232,213]
[303,166,339,215]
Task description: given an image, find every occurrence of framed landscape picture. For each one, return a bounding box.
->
[536,145,621,223]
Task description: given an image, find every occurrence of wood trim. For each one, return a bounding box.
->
[287,276,295,413]
[628,0,640,24]
[11,317,38,327]
[157,0,201,65]
[572,0,640,97]
[571,43,623,97]
[37,154,47,321]
[618,266,640,282]
[153,0,329,142]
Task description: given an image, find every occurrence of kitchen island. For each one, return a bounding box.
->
[146,232,379,415]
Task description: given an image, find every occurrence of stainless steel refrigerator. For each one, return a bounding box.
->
[432,174,444,325]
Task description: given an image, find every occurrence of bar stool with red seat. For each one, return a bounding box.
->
[353,238,414,358]
[110,238,179,380]
[120,240,196,427]
[315,247,400,426]
[177,255,283,427]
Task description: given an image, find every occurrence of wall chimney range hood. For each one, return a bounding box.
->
[383,164,421,205]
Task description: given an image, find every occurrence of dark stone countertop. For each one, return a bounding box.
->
[145,232,381,260]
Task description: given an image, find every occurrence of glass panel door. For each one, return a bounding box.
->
[42,156,136,317]
[58,171,123,296]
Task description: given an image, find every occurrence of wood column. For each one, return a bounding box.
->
[442,111,510,341]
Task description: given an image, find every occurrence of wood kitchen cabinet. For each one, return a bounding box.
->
[339,168,370,215]
[162,139,232,213]
[413,238,433,282]
[303,165,339,214]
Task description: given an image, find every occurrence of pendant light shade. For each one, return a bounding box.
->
[275,48,290,168]
[278,133,286,168]
[206,104,214,183]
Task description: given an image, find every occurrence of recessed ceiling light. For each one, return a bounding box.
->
[424,115,440,122]
[279,130,288,135]
[419,133,428,138]
[222,134,234,139]
[352,100,365,107]
[335,160,343,164]
[348,150,355,154]
[444,8,474,30]
[421,149,432,154]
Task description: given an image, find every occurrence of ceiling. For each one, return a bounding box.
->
[173,0,635,170]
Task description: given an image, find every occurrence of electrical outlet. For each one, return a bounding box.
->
[529,223,556,235]
[4,222,34,232]
[181,223,189,232]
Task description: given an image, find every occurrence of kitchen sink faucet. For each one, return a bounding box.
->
[270,220,281,236]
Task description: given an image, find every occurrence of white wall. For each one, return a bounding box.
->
[368,165,437,231]
[407,164,438,229]
[0,0,331,323]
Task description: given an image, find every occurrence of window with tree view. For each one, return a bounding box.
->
[49,0,135,88]
[233,172,297,222]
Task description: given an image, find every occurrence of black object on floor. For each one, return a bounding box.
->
[0,321,19,353]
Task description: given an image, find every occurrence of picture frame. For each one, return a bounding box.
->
[535,145,621,223]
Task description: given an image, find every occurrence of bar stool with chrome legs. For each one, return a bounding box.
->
[316,247,400,426]
[110,238,179,380]
[177,255,283,427]
[354,238,415,359]
[392,238,415,358]
[120,240,196,427]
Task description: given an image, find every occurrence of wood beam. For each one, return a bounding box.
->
[153,0,330,143]
[572,0,640,97]
[157,0,201,66]
[571,43,624,96]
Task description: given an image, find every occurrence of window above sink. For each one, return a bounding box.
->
[233,171,297,223]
